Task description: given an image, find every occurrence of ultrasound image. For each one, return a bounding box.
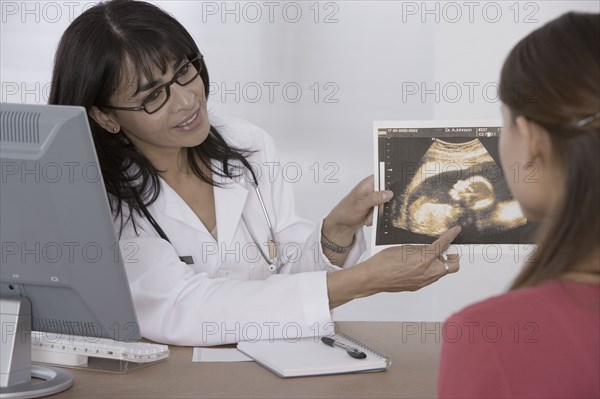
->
[376,132,538,245]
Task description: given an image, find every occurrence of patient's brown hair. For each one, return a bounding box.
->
[499,12,600,289]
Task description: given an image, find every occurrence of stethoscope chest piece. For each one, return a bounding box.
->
[268,262,279,272]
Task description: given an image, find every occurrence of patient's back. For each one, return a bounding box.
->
[438,280,600,399]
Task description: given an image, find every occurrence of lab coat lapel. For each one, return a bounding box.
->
[157,178,210,236]
[214,178,249,248]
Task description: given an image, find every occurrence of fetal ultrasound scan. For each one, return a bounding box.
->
[373,122,539,246]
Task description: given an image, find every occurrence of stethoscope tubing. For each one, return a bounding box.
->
[134,174,281,270]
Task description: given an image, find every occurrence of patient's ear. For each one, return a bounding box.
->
[89,106,120,134]
[515,115,552,167]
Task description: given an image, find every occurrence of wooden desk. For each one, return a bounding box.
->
[49,322,442,399]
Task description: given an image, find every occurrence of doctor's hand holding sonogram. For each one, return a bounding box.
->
[365,225,462,292]
[326,223,461,309]
[325,175,393,229]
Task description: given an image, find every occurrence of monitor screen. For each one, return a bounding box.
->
[0,102,140,397]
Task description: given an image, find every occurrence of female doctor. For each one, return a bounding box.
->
[49,0,461,346]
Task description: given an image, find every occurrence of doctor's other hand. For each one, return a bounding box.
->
[322,175,393,246]
[326,226,462,309]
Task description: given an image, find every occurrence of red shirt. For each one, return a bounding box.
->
[438,281,600,398]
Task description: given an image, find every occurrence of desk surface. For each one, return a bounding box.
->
[49,322,442,399]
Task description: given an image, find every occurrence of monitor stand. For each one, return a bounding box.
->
[0,296,73,399]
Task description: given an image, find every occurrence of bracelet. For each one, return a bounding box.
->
[320,231,355,254]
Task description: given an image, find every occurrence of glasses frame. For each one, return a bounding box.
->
[102,53,203,115]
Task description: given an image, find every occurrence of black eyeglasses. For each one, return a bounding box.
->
[103,54,203,114]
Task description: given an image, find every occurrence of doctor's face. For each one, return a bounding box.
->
[107,56,210,158]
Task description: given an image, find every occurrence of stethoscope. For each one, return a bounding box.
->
[134,172,283,271]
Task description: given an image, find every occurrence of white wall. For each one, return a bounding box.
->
[2,0,598,321]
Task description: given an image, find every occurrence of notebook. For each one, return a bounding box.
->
[236,332,390,378]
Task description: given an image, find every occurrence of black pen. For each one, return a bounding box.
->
[321,336,367,359]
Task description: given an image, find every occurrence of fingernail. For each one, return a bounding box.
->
[453,226,462,234]
[383,191,394,201]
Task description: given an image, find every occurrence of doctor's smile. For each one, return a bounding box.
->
[173,107,203,131]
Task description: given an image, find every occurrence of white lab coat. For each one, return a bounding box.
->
[117,114,366,346]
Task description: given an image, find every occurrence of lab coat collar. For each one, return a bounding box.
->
[214,176,249,247]
[155,169,249,246]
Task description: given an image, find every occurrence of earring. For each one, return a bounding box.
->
[112,127,118,133]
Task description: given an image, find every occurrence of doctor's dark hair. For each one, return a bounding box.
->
[499,12,600,289]
[49,0,254,234]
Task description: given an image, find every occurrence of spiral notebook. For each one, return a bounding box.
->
[237,333,390,378]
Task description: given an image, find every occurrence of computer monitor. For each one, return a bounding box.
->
[0,103,140,398]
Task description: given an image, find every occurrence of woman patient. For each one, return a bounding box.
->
[438,11,599,399]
